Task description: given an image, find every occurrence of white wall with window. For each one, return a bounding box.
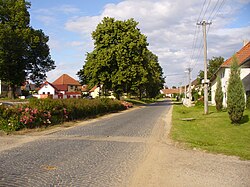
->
[38,83,56,95]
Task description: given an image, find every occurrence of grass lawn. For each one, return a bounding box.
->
[171,104,250,160]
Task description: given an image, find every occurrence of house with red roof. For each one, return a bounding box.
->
[160,88,181,98]
[211,41,250,107]
[36,74,82,99]
[52,74,82,94]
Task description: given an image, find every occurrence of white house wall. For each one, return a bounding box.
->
[211,67,250,107]
[90,87,101,98]
[38,84,56,95]
[241,68,250,92]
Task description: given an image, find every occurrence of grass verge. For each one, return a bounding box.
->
[171,104,250,160]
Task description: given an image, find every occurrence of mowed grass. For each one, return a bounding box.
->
[171,104,250,160]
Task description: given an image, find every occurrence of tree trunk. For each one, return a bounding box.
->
[8,84,16,99]
[139,87,143,100]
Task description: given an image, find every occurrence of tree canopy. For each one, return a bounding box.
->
[78,17,164,99]
[197,56,224,83]
[0,0,55,98]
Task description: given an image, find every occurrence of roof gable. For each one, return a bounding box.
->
[222,42,250,67]
[52,74,81,85]
[38,81,58,91]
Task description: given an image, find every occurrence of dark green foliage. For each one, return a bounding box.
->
[195,99,204,107]
[197,56,224,84]
[227,55,245,124]
[247,95,250,110]
[77,17,164,99]
[215,77,223,111]
[192,90,199,101]
[0,98,126,132]
[0,0,55,98]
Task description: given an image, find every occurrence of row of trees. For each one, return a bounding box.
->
[77,17,164,99]
[0,0,55,98]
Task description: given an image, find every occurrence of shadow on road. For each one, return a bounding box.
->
[147,99,172,107]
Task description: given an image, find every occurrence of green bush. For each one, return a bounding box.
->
[246,95,250,110]
[0,105,21,131]
[195,97,204,107]
[227,55,245,124]
[215,77,223,111]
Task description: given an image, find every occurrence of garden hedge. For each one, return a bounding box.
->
[0,98,129,132]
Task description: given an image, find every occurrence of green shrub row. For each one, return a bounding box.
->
[0,98,127,132]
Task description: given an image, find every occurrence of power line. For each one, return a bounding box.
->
[165,73,185,77]
[211,0,226,21]
[197,0,207,22]
[201,0,212,21]
[207,0,221,21]
[189,0,208,68]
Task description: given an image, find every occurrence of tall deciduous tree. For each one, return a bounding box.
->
[0,0,55,98]
[78,17,164,99]
[215,76,223,111]
[227,55,245,124]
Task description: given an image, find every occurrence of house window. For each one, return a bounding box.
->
[70,85,74,89]
[221,71,225,78]
[47,92,50,95]
[43,92,45,94]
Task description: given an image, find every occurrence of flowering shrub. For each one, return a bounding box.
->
[0,98,127,132]
[120,101,133,109]
[18,107,52,128]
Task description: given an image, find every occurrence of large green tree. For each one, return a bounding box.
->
[78,17,164,99]
[143,50,164,98]
[0,0,55,98]
[227,55,245,124]
[197,56,224,83]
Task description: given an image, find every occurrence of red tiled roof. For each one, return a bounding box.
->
[38,81,58,91]
[52,74,81,85]
[53,84,68,91]
[222,42,250,67]
[90,85,98,92]
[161,89,179,94]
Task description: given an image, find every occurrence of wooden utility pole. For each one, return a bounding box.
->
[197,20,211,114]
[187,67,192,102]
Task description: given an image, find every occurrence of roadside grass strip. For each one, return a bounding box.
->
[171,105,250,160]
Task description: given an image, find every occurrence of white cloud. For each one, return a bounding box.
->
[63,0,250,86]
[33,4,80,25]
[59,5,80,14]
[65,16,101,34]
[35,15,56,26]
[70,41,84,47]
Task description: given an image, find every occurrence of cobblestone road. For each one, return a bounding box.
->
[0,100,171,187]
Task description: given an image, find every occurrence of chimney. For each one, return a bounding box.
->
[243,40,249,46]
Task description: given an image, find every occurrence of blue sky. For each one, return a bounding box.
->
[28,0,250,87]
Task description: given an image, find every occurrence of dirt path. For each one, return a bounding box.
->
[130,106,250,187]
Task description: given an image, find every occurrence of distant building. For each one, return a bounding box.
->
[35,74,82,99]
[160,88,180,98]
